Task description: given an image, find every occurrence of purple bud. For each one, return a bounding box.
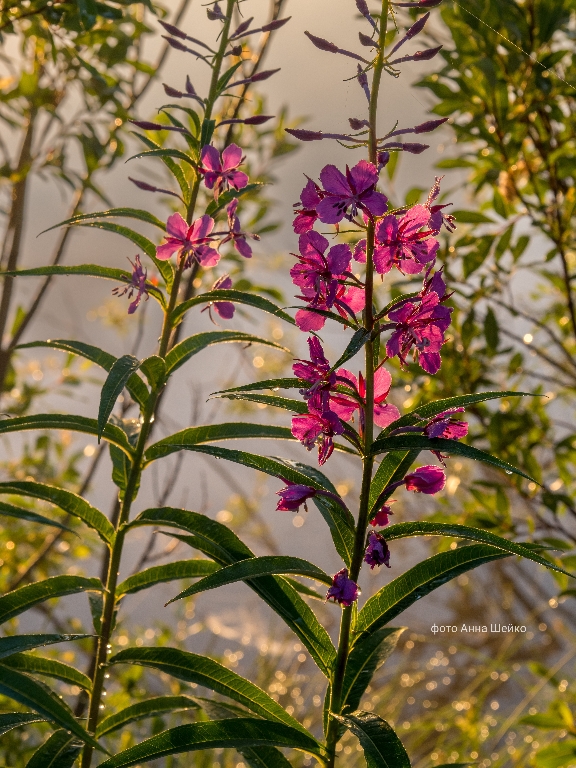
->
[357,64,371,102]
[186,76,197,95]
[207,2,225,20]
[286,128,324,141]
[414,44,443,60]
[261,17,291,32]
[243,114,274,125]
[402,142,429,153]
[377,150,390,169]
[356,0,378,28]
[229,45,243,56]
[349,117,369,130]
[249,68,281,82]
[406,11,430,38]
[414,117,448,133]
[129,177,157,192]
[163,83,183,98]
[305,30,339,53]
[130,120,165,131]
[158,19,187,39]
[359,31,377,47]
[163,36,188,52]
[231,16,253,39]
[364,531,391,569]
[392,0,442,6]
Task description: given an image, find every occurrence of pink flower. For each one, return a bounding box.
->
[329,367,400,429]
[209,274,235,319]
[295,283,365,332]
[275,482,317,512]
[293,178,322,233]
[370,501,395,527]
[326,568,359,606]
[373,205,439,275]
[386,290,452,375]
[364,531,391,569]
[404,465,446,494]
[290,231,352,307]
[112,255,150,314]
[220,199,258,258]
[291,405,344,465]
[198,143,248,199]
[317,160,388,224]
[156,213,220,267]
[293,336,336,411]
[424,408,468,440]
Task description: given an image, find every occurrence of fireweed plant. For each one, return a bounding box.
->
[0,2,574,768]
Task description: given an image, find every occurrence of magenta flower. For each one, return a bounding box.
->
[290,231,352,306]
[208,274,235,319]
[156,213,220,267]
[112,255,150,314]
[295,283,365,332]
[425,176,456,234]
[326,568,359,607]
[275,482,317,512]
[291,405,343,465]
[329,366,400,429]
[316,160,388,224]
[386,290,452,374]
[404,465,446,494]
[293,336,336,411]
[373,205,439,275]
[370,501,395,527]
[220,199,258,258]
[293,178,322,234]
[424,407,468,440]
[198,143,248,199]
[364,531,391,569]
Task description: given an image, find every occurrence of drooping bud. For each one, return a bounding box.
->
[356,0,379,28]
[359,31,377,47]
[158,19,187,39]
[349,117,369,130]
[286,128,324,141]
[163,83,183,98]
[261,17,291,32]
[414,117,448,133]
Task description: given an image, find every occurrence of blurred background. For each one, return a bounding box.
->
[1,0,575,766]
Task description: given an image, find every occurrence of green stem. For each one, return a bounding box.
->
[325,4,388,765]
[80,4,236,766]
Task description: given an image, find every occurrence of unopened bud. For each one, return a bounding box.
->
[304,31,339,53]
[286,128,324,141]
[414,45,443,60]
[414,117,448,133]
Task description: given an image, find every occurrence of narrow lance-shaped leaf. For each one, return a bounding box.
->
[329,328,371,373]
[383,521,575,577]
[0,415,134,456]
[2,653,92,691]
[39,207,167,236]
[168,555,333,603]
[172,290,296,327]
[0,666,104,752]
[211,378,306,396]
[0,481,115,545]
[214,392,308,413]
[0,501,75,534]
[0,575,102,625]
[2,264,132,282]
[0,634,92,660]
[354,545,509,644]
[117,559,220,597]
[165,330,288,374]
[97,719,325,768]
[342,628,405,713]
[16,340,150,409]
[0,713,45,736]
[98,355,141,441]
[25,730,82,768]
[334,710,411,768]
[368,450,418,516]
[95,696,200,738]
[108,646,314,737]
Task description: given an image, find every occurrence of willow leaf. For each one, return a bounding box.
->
[117,559,220,597]
[165,331,288,374]
[171,290,295,326]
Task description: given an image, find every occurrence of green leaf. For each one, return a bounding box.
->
[214,392,308,413]
[131,507,336,677]
[383,522,575,577]
[0,713,45,736]
[98,355,141,441]
[211,378,306,396]
[342,628,405,713]
[0,666,103,751]
[0,634,91,660]
[329,328,371,373]
[3,264,132,282]
[451,210,494,224]
[172,290,295,327]
[70,221,173,292]
[127,146,196,167]
[109,647,313,736]
[139,355,167,392]
[0,575,102,625]
[0,481,115,545]
[240,746,295,768]
[2,653,92,691]
[0,501,74,534]
[117,559,220,597]
[0,414,134,457]
[144,423,296,463]
[168,555,333,603]
[165,331,288,374]
[25,730,81,768]
[484,307,499,351]
[370,434,535,483]
[16,340,150,409]
[532,741,576,768]
[96,696,199,738]
[97,719,324,768]
[40,207,166,236]
[368,451,419,516]
[334,711,410,768]
[354,545,509,644]
[131,133,191,200]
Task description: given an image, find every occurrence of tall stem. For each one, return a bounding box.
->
[325,4,388,765]
[80,4,236,766]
